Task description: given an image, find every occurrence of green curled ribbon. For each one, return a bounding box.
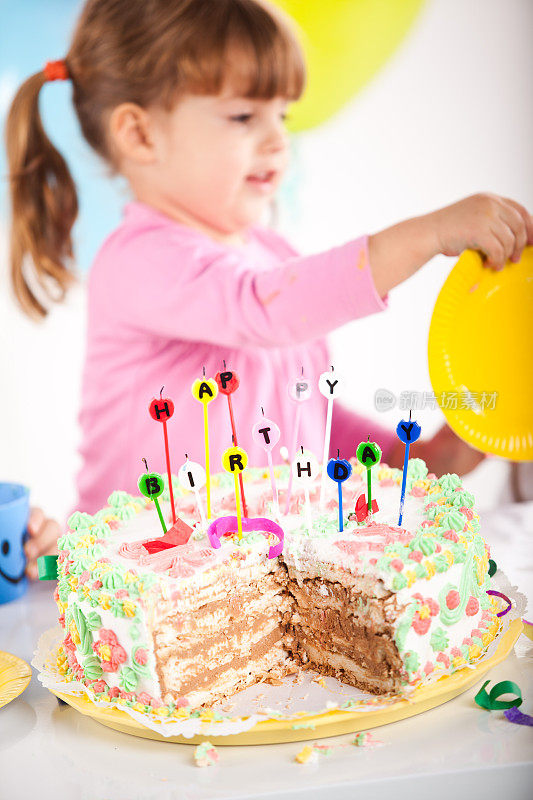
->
[488,559,497,577]
[475,679,523,711]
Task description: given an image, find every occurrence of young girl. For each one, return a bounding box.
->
[7,0,532,579]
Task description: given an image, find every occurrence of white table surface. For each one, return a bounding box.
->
[1,503,532,800]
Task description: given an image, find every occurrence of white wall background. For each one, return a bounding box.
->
[1,0,532,522]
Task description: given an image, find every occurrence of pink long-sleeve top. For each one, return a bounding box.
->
[76,201,396,514]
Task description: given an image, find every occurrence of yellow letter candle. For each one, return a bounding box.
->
[191,376,218,519]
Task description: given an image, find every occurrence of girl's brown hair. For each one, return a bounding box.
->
[5,0,305,318]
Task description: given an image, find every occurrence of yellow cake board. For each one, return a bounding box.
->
[0,651,32,709]
[50,619,523,745]
[428,247,533,460]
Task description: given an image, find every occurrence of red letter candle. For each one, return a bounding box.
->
[149,389,177,524]
[215,367,247,518]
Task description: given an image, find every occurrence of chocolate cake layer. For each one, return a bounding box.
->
[283,574,404,695]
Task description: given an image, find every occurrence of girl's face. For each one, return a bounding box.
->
[145,89,291,243]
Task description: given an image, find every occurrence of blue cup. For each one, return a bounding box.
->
[0,483,30,604]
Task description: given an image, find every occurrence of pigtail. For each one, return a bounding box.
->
[5,70,78,319]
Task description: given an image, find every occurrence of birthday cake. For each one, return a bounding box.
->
[51,458,500,714]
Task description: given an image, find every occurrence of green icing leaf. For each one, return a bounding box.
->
[110,598,124,617]
[83,656,103,680]
[430,627,449,652]
[440,510,466,532]
[404,651,420,674]
[102,571,125,591]
[419,536,437,556]
[393,573,408,591]
[395,600,418,652]
[108,490,135,508]
[57,533,78,550]
[85,612,102,631]
[67,511,95,531]
[438,473,462,494]
[451,490,475,508]
[406,458,428,483]
[433,555,450,573]
[115,505,138,522]
[69,557,94,576]
[119,666,138,692]
[72,606,93,656]
[424,505,441,521]
[414,562,428,579]
[129,626,140,641]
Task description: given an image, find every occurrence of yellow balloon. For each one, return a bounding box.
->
[274,0,425,132]
[222,446,249,473]
[191,378,218,404]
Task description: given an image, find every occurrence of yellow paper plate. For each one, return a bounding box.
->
[49,619,523,745]
[428,247,533,460]
[0,651,32,709]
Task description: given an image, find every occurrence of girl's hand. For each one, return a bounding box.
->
[24,508,60,580]
[388,424,485,478]
[428,193,533,270]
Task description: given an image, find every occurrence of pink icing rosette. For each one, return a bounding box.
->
[207,516,284,559]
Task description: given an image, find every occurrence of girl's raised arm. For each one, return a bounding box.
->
[103,232,388,349]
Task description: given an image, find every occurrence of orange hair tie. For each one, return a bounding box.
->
[43,60,69,82]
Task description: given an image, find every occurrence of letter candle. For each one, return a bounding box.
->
[396,412,422,526]
[355,438,382,516]
[191,371,218,519]
[326,452,352,532]
[285,373,312,514]
[292,447,318,531]
[215,366,247,518]
[252,408,281,516]
[222,445,248,540]
[318,367,343,509]
[178,455,207,528]
[148,388,177,524]
[138,459,166,534]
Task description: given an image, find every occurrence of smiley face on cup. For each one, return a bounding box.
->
[0,483,30,604]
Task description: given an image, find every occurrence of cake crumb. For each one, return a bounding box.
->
[352,731,382,748]
[194,741,219,767]
[294,745,318,764]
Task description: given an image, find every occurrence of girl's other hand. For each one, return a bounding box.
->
[388,423,485,478]
[24,508,60,580]
[429,193,533,270]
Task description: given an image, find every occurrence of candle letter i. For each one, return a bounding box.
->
[222,445,248,541]
[326,453,352,532]
[396,413,422,526]
[191,372,218,519]
[356,439,382,516]
[149,388,176,524]
[138,459,166,534]
[178,456,207,529]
